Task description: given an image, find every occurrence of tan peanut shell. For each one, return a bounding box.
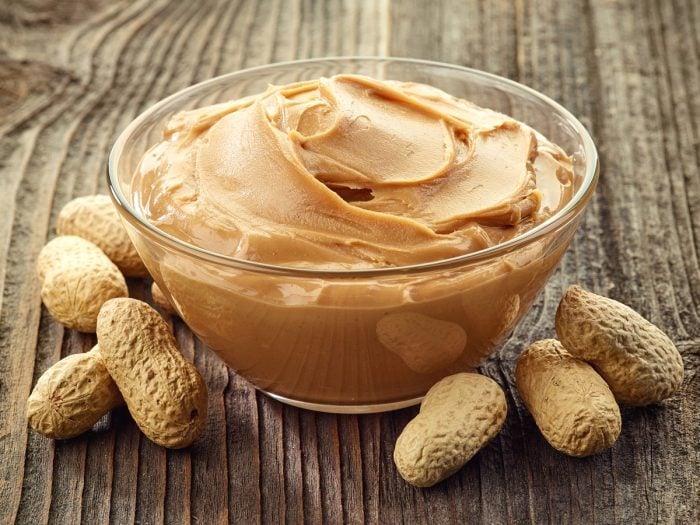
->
[151,282,178,315]
[394,373,506,487]
[96,298,208,448]
[377,312,466,373]
[26,346,123,439]
[515,339,621,457]
[37,236,128,332]
[556,285,684,406]
[56,194,148,277]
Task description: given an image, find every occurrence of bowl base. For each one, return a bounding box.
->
[260,389,424,414]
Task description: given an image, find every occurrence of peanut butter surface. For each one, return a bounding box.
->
[133,75,574,268]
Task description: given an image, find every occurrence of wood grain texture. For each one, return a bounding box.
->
[1,0,698,523]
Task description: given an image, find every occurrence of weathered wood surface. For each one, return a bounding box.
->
[1,0,698,523]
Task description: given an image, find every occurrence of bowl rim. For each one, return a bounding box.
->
[108,56,599,277]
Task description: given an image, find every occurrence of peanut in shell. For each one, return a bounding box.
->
[393,373,506,487]
[26,346,123,439]
[37,235,128,332]
[555,285,684,406]
[377,312,466,373]
[96,298,208,448]
[516,339,621,457]
[151,281,178,315]
[57,194,148,277]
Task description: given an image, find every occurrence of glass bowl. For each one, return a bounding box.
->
[108,57,598,413]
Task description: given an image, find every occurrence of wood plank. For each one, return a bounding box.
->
[80,415,119,525]
[13,313,62,525]
[299,410,322,524]
[257,397,286,523]
[315,413,344,523]
[226,373,261,524]
[282,405,304,525]
[0,0,698,524]
[190,339,230,525]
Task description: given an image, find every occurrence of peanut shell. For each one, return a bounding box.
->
[516,339,621,457]
[96,298,208,448]
[151,281,178,315]
[56,194,148,277]
[377,312,466,373]
[556,285,684,405]
[37,235,128,332]
[394,373,506,487]
[26,346,123,439]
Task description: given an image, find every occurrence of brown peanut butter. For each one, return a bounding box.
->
[130,75,578,408]
[134,75,574,269]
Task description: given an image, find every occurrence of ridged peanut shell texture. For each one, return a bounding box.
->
[97,298,208,448]
[37,236,128,332]
[516,339,621,457]
[394,373,506,487]
[26,346,123,439]
[57,194,148,277]
[556,285,684,405]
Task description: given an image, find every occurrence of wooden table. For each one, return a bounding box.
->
[1,1,698,523]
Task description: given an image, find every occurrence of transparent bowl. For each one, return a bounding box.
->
[108,57,598,413]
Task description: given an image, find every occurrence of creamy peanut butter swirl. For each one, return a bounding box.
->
[133,75,574,268]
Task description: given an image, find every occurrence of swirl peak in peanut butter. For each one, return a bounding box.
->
[133,74,574,269]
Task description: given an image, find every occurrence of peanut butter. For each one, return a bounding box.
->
[129,75,578,408]
[133,75,574,269]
